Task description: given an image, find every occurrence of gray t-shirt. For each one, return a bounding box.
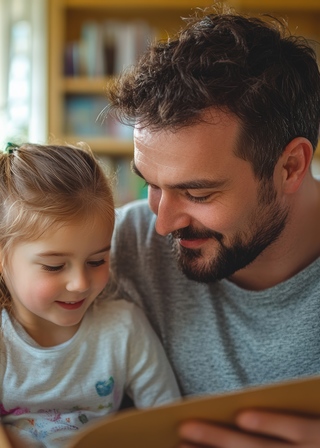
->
[110,199,320,397]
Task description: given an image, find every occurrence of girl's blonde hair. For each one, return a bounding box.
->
[0,143,115,312]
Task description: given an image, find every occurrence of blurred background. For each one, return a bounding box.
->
[0,0,319,204]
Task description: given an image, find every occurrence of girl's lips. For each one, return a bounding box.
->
[55,299,85,310]
[179,238,209,249]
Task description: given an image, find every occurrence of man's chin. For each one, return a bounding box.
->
[181,267,220,283]
[171,238,222,282]
[177,257,220,283]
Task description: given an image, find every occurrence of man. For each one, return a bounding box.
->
[106,4,320,447]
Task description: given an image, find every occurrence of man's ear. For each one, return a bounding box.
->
[280,137,314,194]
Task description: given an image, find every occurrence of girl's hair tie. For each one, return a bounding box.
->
[5,142,19,154]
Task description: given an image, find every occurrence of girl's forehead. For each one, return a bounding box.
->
[49,214,114,236]
[10,218,113,257]
[16,212,113,247]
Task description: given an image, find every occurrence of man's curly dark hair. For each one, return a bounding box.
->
[106,3,320,180]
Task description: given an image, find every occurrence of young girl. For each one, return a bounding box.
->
[0,143,180,448]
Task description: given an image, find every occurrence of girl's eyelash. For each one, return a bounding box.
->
[88,259,106,267]
[41,260,106,272]
[41,265,64,272]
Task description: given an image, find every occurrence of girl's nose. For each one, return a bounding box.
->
[66,269,90,292]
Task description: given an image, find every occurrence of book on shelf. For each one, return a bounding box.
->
[64,95,132,140]
[79,21,105,77]
[64,95,105,137]
[98,155,147,206]
[65,374,320,448]
[64,19,157,77]
[64,96,139,206]
[114,157,148,205]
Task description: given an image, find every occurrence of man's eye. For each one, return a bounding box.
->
[88,259,106,268]
[185,191,212,203]
[147,182,160,190]
[41,265,64,272]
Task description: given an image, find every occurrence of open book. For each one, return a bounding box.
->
[65,375,320,448]
[1,375,319,448]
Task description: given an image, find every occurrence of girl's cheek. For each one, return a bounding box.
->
[32,279,62,301]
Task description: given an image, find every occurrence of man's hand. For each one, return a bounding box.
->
[178,410,320,447]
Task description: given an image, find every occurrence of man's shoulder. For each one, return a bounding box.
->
[115,199,156,234]
[116,199,152,217]
[92,298,143,324]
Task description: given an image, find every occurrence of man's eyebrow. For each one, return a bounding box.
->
[131,162,229,190]
[169,179,229,190]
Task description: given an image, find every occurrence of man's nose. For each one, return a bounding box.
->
[149,189,191,236]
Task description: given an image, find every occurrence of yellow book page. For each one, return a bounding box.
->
[68,375,320,448]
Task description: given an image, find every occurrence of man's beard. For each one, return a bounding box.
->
[170,181,289,283]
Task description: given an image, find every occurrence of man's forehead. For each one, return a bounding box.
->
[133,110,239,139]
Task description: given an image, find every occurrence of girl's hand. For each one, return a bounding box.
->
[178,410,320,447]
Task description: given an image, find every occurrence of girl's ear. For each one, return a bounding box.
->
[280,137,313,194]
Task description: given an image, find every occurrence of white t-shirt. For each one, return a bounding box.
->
[0,299,180,447]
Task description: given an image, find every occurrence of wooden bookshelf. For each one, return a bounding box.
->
[48,0,320,163]
[48,0,212,157]
[47,0,214,204]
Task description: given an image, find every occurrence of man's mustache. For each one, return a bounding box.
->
[171,227,223,242]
